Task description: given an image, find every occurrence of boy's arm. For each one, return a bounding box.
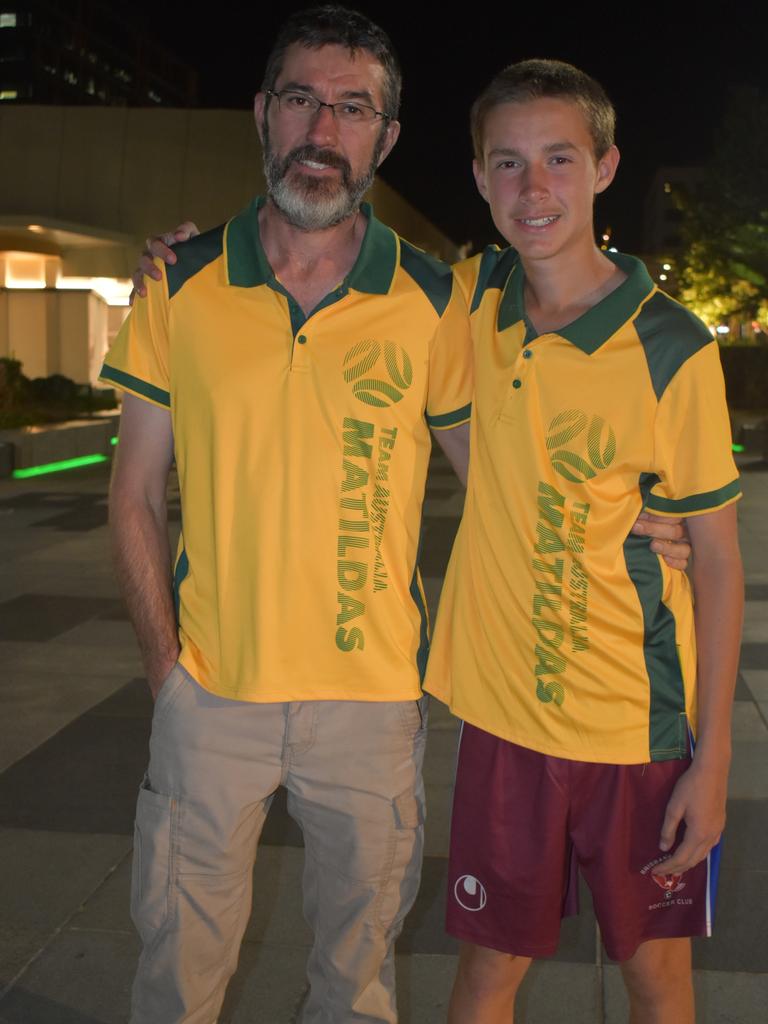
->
[432,422,470,487]
[653,502,743,876]
[131,222,200,300]
[631,511,690,570]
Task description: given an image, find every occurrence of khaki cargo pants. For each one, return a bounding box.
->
[129,663,427,1024]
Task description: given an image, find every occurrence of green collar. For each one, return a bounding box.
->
[498,251,655,353]
[225,197,398,294]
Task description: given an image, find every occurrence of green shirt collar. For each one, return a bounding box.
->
[225,197,398,295]
[498,251,655,353]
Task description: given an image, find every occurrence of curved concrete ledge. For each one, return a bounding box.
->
[0,414,120,477]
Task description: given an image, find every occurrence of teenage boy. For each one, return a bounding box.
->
[425,59,743,1024]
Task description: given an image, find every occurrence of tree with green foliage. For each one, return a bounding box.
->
[679,86,768,341]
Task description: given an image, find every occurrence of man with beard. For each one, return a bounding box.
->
[101,6,474,1023]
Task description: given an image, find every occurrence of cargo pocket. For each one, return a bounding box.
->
[130,776,176,949]
[377,784,425,931]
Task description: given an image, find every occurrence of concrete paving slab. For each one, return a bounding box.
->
[423,782,453,858]
[243,847,312,947]
[0,570,124,602]
[734,673,753,701]
[731,701,768,740]
[419,520,460,578]
[218,944,311,1024]
[8,532,113,563]
[421,727,461,786]
[421,575,444,622]
[393,952,456,1024]
[66,861,133,938]
[720,800,768,870]
[740,643,768,671]
[515,961,601,1024]
[49,620,137,649]
[728,743,768,800]
[742,669,768,703]
[422,490,466,518]
[742,602,768,643]
[0,829,131,987]
[84,679,150,720]
[0,595,117,643]
[0,930,137,1024]
[0,713,149,834]
[693,869,768,973]
[425,697,458,731]
[0,642,141,679]
[398,856,458,956]
[604,964,768,1024]
[0,534,68,574]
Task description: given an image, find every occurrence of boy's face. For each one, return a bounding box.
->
[473,97,619,264]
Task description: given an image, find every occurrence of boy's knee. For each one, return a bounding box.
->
[620,938,692,1004]
[457,943,531,998]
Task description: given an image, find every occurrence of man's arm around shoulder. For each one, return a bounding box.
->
[110,393,179,698]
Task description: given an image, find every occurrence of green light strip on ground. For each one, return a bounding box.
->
[12,453,110,479]
[732,444,745,453]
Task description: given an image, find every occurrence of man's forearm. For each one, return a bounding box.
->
[110,490,180,694]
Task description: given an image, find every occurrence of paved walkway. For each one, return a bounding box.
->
[0,449,766,1023]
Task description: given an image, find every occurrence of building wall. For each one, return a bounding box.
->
[0,105,458,384]
[0,105,458,270]
[0,288,109,382]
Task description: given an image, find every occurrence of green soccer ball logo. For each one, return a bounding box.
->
[343,340,413,408]
[546,409,616,483]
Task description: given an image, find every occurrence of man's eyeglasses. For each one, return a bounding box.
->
[266,90,390,126]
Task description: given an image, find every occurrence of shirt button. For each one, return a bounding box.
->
[297,335,307,345]
[523,349,532,359]
[512,378,522,389]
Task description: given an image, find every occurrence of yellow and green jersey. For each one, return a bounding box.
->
[101,199,472,702]
[426,248,740,764]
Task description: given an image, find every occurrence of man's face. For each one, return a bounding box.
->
[473,97,619,263]
[254,43,400,231]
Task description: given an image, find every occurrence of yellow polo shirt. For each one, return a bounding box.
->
[426,248,740,763]
[102,199,472,701]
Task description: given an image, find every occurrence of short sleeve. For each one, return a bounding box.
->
[646,341,741,516]
[424,271,473,430]
[100,258,171,408]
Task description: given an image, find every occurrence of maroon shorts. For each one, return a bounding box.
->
[446,723,719,963]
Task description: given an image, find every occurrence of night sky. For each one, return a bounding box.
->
[106,0,767,252]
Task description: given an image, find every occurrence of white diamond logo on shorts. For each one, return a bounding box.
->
[454,874,487,912]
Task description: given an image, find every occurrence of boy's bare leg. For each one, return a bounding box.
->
[620,937,694,1024]
[447,942,532,1023]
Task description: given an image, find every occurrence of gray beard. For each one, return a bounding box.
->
[263,138,380,232]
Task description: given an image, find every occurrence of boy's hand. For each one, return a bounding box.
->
[631,511,691,571]
[130,221,201,301]
[654,761,728,876]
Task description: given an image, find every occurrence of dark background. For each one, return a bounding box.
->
[102,0,767,251]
